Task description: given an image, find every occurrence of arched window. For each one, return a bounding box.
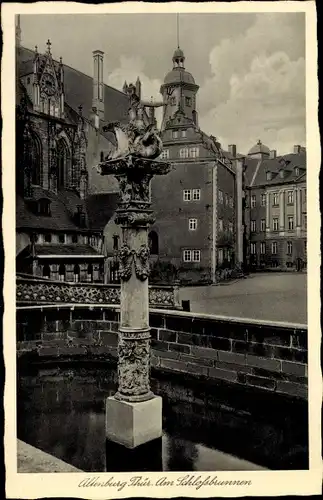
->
[43,264,51,279]
[57,139,71,190]
[29,132,42,186]
[59,264,65,282]
[73,264,80,282]
[148,231,159,255]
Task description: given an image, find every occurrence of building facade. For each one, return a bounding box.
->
[15,16,129,282]
[16,16,306,285]
[148,47,243,284]
[245,143,307,271]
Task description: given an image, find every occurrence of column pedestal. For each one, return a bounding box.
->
[106,395,162,449]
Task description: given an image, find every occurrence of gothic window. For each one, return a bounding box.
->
[57,139,71,190]
[148,231,159,255]
[28,132,42,186]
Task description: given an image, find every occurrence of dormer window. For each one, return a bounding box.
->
[295,167,300,176]
[185,97,192,107]
[266,171,272,181]
[38,198,51,216]
[279,169,284,179]
[172,130,179,139]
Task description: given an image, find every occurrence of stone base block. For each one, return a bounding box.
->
[106,395,162,449]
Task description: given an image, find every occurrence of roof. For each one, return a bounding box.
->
[248,140,270,156]
[164,67,196,85]
[248,150,306,187]
[173,48,185,59]
[16,186,89,231]
[16,186,120,232]
[18,46,129,125]
[85,193,119,231]
[34,244,103,257]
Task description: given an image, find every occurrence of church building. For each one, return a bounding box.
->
[15,16,130,282]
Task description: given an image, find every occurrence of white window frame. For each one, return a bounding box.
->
[218,190,223,204]
[192,250,201,262]
[183,189,191,201]
[189,147,199,158]
[179,148,189,158]
[288,216,294,230]
[181,130,187,138]
[273,218,279,231]
[192,189,201,201]
[251,195,256,208]
[250,243,256,255]
[183,250,192,262]
[218,219,223,231]
[271,242,277,255]
[229,196,233,208]
[260,242,266,255]
[228,222,233,233]
[287,190,294,204]
[261,219,266,231]
[273,193,279,206]
[189,218,197,231]
[160,149,169,159]
[251,220,256,232]
[261,194,266,206]
[287,241,293,255]
[172,130,179,139]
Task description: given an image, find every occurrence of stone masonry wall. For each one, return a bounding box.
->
[17,307,308,400]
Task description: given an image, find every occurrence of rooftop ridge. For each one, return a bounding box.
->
[20,45,127,98]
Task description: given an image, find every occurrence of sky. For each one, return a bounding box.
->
[20,12,306,155]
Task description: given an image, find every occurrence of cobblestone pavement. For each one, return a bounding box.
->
[179,273,307,324]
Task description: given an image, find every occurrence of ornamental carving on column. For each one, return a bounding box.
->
[118,244,134,281]
[134,244,150,281]
[116,339,153,402]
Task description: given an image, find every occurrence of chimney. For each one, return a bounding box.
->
[228,144,237,158]
[293,145,301,154]
[92,50,105,121]
[269,150,277,159]
[135,77,141,100]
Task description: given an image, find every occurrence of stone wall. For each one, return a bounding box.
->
[17,306,307,400]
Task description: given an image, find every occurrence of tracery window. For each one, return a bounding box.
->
[28,132,42,186]
[57,139,71,190]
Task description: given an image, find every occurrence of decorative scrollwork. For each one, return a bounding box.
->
[118,244,134,281]
[116,338,152,401]
[134,245,150,281]
[16,277,178,308]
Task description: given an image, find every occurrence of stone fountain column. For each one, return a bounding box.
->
[98,155,170,449]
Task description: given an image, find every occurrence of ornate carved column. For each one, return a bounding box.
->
[99,156,170,403]
[96,102,170,448]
